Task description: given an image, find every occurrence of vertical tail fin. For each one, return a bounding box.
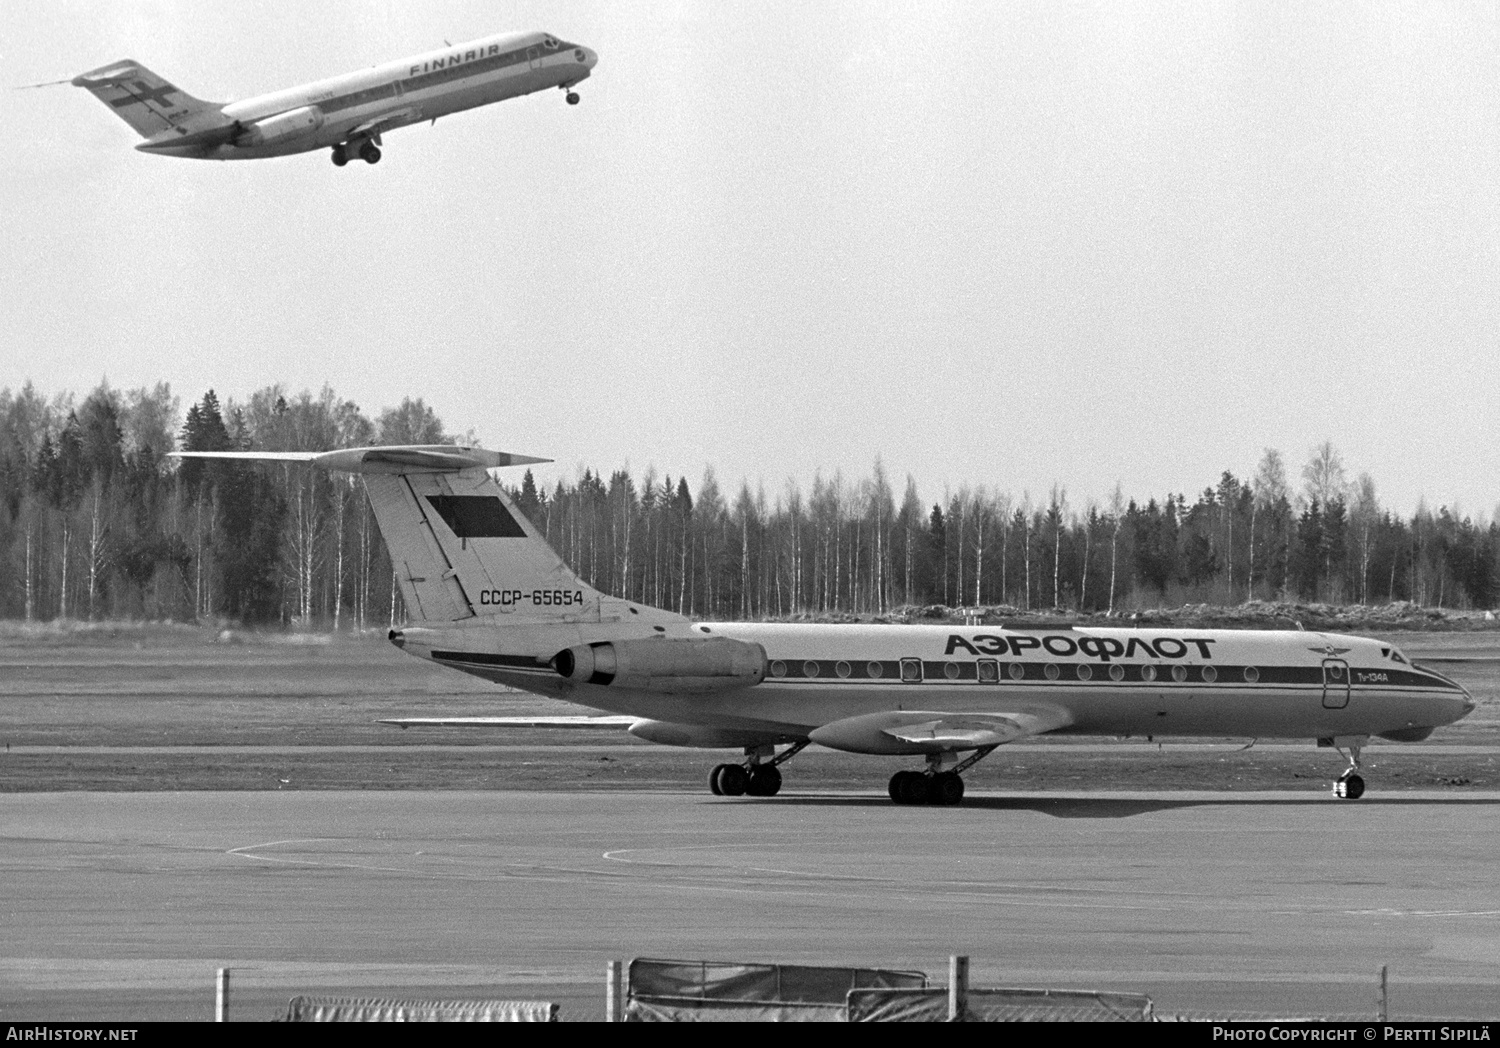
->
[363,467,606,624]
[72,60,219,137]
[169,445,677,627]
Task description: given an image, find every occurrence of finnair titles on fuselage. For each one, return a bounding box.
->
[171,444,1476,808]
[73,30,597,165]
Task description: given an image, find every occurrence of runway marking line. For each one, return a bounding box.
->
[1346,908,1500,918]
[228,836,651,886]
[602,842,1292,903]
[227,837,417,876]
[222,839,1213,913]
[221,838,1492,920]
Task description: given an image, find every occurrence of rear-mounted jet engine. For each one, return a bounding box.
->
[238,105,325,145]
[554,637,766,693]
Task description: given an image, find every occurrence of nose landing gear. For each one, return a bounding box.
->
[565,91,580,105]
[1323,735,1369,799]
[709,741,808,798]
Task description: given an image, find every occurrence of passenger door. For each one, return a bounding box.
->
[1321,659,1351,709]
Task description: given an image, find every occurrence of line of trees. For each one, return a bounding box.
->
[0,382,448,627]
[1,382,1496,626]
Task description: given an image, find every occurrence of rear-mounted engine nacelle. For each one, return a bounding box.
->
[554,637,766,694]
[240,105,325,145]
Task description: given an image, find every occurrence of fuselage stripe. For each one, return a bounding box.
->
[759,658,1457,690]
[305,41,576,118]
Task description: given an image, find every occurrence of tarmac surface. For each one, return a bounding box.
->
[4,788,1499,1021]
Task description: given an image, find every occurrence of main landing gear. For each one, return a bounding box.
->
[889,745,998,807]
[1325,735,1368,800]
[709,741,808,798]
[331,138,382,167]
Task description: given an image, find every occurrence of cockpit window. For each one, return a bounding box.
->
[544,36,559,49]
[1386,647,1409,665]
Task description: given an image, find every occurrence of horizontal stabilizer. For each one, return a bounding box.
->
[382,715,639,729]
[172,445,550,474]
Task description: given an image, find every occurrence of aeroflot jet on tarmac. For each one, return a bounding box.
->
[72,30,596,165]
[174,445,1476,805]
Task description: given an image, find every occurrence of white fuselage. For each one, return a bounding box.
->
[394,620,1474,753]
[140,31,596,159]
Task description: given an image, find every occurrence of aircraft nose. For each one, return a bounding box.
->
[583,47,599,69]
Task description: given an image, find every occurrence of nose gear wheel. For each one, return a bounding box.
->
[1328,736,1368,800]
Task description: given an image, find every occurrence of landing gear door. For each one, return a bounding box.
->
[1321,659,1351,709]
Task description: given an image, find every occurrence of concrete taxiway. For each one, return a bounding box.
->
[3,789,1499,1021]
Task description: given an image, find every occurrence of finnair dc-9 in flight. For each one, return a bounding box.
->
[172,444,1476,806]
[72,30,597,166]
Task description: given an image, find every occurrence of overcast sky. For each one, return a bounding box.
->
[4,2,1497,517]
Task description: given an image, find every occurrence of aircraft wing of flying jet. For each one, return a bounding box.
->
[172,445,1477,806]
[73,30,597,166]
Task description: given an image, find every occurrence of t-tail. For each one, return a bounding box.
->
[359,451,597,624]
[170,445,683,628]
[71,60,222,139]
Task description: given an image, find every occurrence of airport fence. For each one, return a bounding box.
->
[215,956,1425,1021]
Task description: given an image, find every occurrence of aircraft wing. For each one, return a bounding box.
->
[809,705,1074,755]
[349,108,422,140]
[880,708,1075,748]
[382,715,639,729]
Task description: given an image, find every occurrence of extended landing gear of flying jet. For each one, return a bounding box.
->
[709,741,808,798]
[1326,735,1368,800]
[889,745,999,807]
[332,139,382,166]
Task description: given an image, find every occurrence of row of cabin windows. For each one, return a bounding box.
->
[766,659,1262,685]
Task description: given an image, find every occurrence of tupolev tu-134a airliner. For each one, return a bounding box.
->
[72,30,596,166]
[174,445,1477,806]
